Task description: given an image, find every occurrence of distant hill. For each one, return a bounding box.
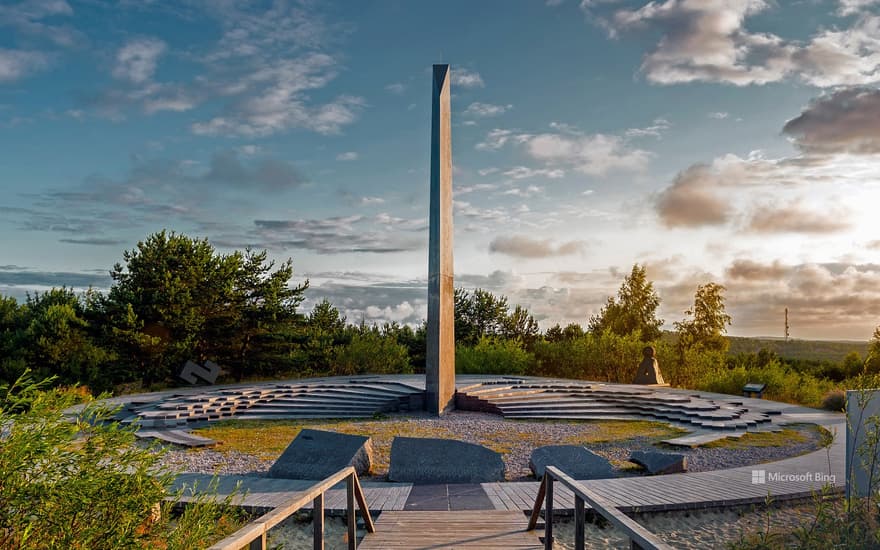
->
[727,336,869,362]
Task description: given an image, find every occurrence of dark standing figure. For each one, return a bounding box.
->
[633,346,665,385]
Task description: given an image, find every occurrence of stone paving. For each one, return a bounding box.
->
[105,375,820,447]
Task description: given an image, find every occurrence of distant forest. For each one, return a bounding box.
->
[727,336,869,362]
[1,231,878,410]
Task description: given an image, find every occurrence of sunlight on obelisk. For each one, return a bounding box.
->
[426,64,455,415]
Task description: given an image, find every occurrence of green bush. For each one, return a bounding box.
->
[333,331,412,376]
[530,338,588,379]
[456,337,534,375]
[694,359,834,407]
[532,331,674,383]
[0,373,243,549]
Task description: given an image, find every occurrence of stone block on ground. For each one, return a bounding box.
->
[388,437,505,484]
[268,429,372,480]
[529,445,615,480]
[629,450,687,474]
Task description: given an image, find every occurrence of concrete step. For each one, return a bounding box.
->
[137,429,216,447]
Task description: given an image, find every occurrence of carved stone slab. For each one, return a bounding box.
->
[268,429,372,480]
[388,436,504,484]
[529,445,615,480]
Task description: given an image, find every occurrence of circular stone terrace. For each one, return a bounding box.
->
[99,374,845,513]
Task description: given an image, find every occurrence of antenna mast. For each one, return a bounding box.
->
[784,307,790,342]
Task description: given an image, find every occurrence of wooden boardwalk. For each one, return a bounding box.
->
[358,511,542,549]
[170,473,412,512]
[484,421,846,513]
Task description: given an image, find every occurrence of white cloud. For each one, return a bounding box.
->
[603,1,880,87]
[385,82,405,94]
[0,49,49,82]
[251,214,424,254]
[451,68,485,88]
[502,166,565,180]
[143,89,197,114]
[838,0,880,16]
[746,201,852,234]
[191,54,365,137]
[489,235,587,258]
[454,183,499,196]
[84,4,359,135]
[782,87,880,154]
[463,102,512,117]
[477,125,651,175]
[478,167,499,176]
[502,185,545,198]
[708,111,730,119]
[113,38,167,84]
[205,1,333,62]
[794,15,880,87]
[548,121,581,134]
[454,200,510,226]
[365,301,417,322]
[0,0,81,48]
[523,132,652,175]
[655,163,731,228]
[476,128,517,151]
[624,117,671,138]
[654,144,880,231]
[337,151,359,161]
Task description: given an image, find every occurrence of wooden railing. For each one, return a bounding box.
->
[528,466,672,550]
[208,466,375,550]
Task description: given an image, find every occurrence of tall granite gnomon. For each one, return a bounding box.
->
[425,64,455,415]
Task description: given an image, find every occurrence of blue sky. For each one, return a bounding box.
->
[2,0,880,339]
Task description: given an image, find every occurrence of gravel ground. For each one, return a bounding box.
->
[151,411,827,480]
[591,429,828,474]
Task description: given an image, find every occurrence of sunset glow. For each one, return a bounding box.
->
[2,0,879,339]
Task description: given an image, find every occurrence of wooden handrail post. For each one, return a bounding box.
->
[538,466,673,550]
[313,493,324,550]
[544,473,553,549]
[248,529,265,550]
[346,474,357,550]
[527,475,547,531]
[352,471,375,533]
[207,467,378,550]
[575,495,585,550]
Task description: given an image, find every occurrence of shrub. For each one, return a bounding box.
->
[530,338,589,379]
[532,331,676,384]
[659,344,725,388]
[694,359,834,407]
[0,373,243,549]
[456,337,534,375]
[333,331,411,376]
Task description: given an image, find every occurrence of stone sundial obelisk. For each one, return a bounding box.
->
[426,64,455,415]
